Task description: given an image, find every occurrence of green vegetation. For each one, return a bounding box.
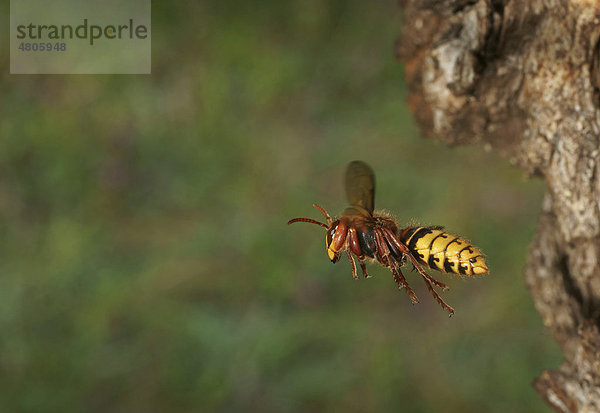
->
[1,1,559,411]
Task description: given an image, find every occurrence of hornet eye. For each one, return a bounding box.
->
[326,223,338,247]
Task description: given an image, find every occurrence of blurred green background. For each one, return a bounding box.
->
[1,1,560,412]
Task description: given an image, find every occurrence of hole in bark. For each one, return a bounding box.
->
[469,0,506,76]
[452,0,478,14]
[591,38,600,108]
[558,255,585,314]
[481,1,504,61]
[490,0,504,14]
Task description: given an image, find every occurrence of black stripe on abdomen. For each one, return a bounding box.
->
[406,227,434,254]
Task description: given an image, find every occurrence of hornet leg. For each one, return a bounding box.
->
[359,260,370,279]
[374,228,419,304]
[381,228,448,291]
[345,250,358,280]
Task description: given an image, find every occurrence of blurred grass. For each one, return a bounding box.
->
[0,0,559,412]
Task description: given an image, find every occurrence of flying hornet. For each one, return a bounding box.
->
[288,160,488,316]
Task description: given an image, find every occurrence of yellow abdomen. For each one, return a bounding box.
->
[399,226,488,276]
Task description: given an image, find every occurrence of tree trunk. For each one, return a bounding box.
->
[396,1,600,411]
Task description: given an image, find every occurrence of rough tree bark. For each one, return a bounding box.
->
[396,1,600,411]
